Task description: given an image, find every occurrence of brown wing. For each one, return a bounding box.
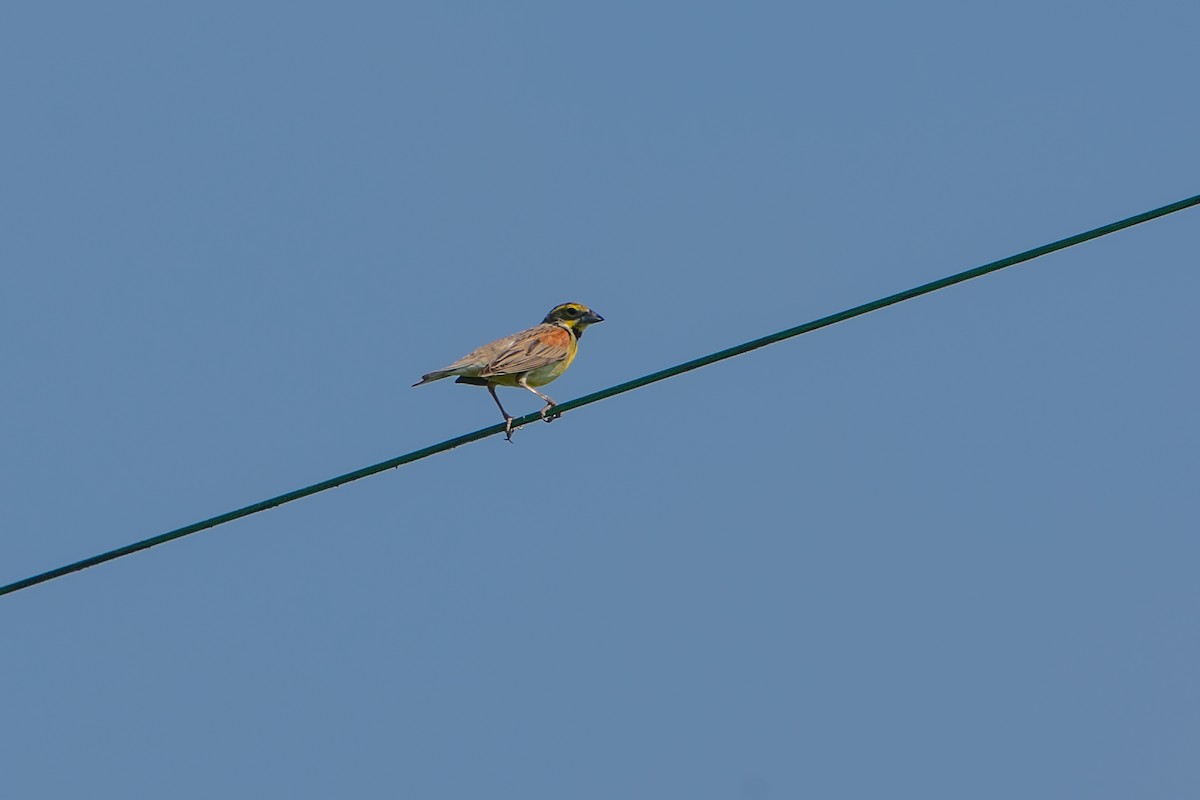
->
[479,324,571,377]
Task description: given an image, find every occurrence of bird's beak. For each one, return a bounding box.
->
[582,310,605,324]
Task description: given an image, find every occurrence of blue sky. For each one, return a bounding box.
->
[2,2,1198,797]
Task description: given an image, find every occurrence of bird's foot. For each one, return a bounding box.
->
[504,416,518,442]
[540,403,561,424]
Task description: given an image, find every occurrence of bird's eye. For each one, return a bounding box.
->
[566,307,579,316]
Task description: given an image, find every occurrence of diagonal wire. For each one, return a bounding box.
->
[3,193,1198,598]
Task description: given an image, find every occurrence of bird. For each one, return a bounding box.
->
[413,302,605,440]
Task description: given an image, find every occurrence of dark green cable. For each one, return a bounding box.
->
[3,193,1197,598]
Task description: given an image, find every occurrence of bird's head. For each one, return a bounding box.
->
[543,302,605,337]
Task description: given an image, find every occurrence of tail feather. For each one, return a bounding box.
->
[412,370,453,387]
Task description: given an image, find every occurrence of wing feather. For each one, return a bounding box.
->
[479,324,571,377]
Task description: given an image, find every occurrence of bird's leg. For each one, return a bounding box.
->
[518,377,559,423]
[487,384,518,442]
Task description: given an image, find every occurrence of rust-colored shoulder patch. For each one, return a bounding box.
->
[536,325,572,347]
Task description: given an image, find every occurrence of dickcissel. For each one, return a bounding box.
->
[413,302,605,440]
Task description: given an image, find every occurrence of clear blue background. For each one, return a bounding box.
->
[3,2,1197,797]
